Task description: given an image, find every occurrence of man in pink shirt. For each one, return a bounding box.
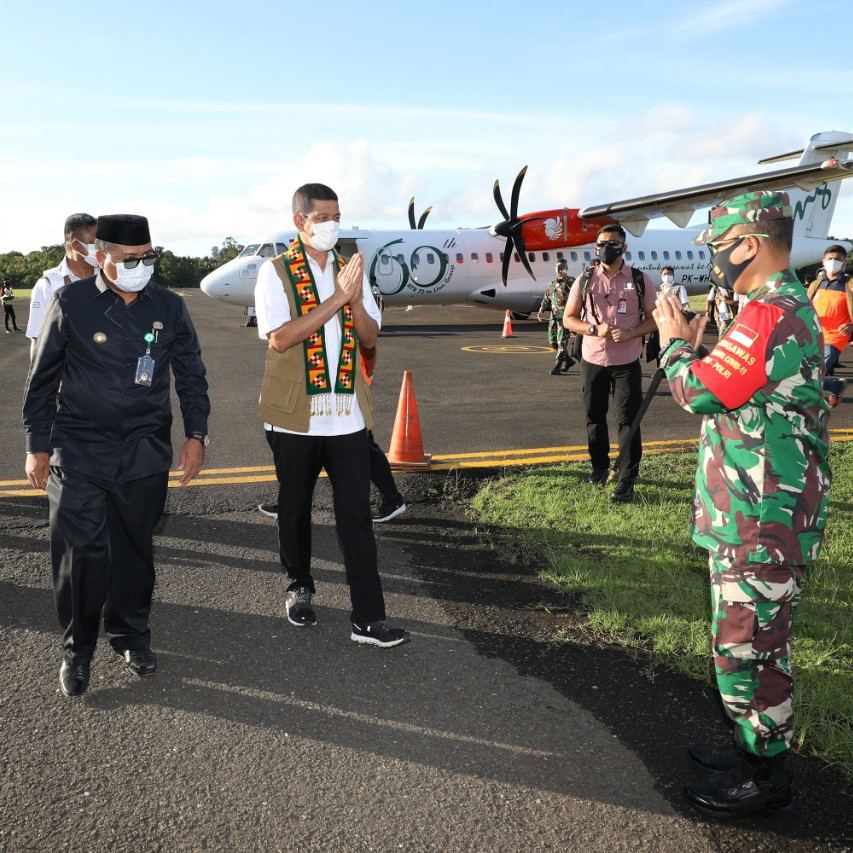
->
[564,224,658,502]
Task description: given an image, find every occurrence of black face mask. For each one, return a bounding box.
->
[710,242,752,290]
[596,244,623,265]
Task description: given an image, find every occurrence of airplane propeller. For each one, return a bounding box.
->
[408,198,433,230]
[492,166,538,286]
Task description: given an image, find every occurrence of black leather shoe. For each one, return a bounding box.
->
[122,648,157,677]
[688,743,741,771]
[610,479,635,502]
[684,768,795,819]
[59,660,90,697]
[549,363,562,375]
[588,467,609,485]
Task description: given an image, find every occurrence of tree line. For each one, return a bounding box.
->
[0,238,244,290]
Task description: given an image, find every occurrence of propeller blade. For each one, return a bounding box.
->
[408,198,417,230]
[509,166,528,220]
[514,234,536,281]
[417,206,433,229]
[500,240,512,287]
[493,179,510,221]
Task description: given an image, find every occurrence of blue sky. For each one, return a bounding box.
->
[2,0,852,256]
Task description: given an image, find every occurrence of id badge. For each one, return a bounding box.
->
[135,354,155,386]
[617,298,628,314]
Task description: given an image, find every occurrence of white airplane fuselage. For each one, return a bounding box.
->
[200,225,840,315]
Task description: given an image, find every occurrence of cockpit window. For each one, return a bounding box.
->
[258,244,275,258]
[238,244,261,258]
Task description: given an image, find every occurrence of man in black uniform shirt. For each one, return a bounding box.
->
[23,214,210,697]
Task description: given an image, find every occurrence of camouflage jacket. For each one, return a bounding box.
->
[540,278,574,318]
[660,269,830,565]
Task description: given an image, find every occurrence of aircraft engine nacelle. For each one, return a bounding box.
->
[519,209,614,250]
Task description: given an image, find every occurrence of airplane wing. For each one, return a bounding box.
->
[579,158,853,237]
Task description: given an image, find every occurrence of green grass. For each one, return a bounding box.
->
[469,443,853,778]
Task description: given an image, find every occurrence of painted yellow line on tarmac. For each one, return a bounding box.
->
[462,344,553,354]
[3,431,853,498]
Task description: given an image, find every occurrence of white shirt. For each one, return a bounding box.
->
[26,257,84,340]
[255,252,381,436]
[660,281,688,306]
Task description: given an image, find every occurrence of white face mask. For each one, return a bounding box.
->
[77,241,101,268]
[305,220,340,252]
[824,258,844,276]
[111,261,154,292]
[661,274,674,285]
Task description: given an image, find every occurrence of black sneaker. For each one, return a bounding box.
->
[351,620,411,648]
[610,479,635,503]
[59,660,90,697]
[588,467,609,485]
[285,586,317,626]
[561,356,576,372]
[258,503,278,519]
[373,500,407,523]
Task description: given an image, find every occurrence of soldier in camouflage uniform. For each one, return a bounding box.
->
[653,191,830,819]
[537,260,576,374]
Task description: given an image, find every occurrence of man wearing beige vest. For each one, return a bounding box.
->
[254,183,410,648]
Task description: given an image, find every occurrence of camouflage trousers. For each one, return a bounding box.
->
[709,553,804,757]
[548,317,569,353]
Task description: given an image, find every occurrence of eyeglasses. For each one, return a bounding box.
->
[595,239,625,249]
[707,233,769,256]
[108,253,158,269]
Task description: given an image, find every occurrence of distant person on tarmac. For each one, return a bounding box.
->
[26,213,98,357]
[808,244,852,405]
[2,279,21,333]
[658,266,688,308]
[537,259,576,375]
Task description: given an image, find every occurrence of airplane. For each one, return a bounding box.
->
[200,131,853,320]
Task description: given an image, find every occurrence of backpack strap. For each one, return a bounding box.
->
[579,262,599,324]
[630,266,646,320]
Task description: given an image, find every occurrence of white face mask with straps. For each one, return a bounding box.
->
[824,258,844,276]
[77,241,101,268]
[305,220,340,252]
[112,262,154,292]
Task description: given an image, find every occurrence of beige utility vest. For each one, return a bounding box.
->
[257,256,373,433]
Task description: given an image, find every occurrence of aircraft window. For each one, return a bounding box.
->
[675,251,682,260]
[687,250,694,260]
[396,254,405,266]
[651,251,658,260]
[258,243,274,258]
[428,253,435,263]
[412,252,420,266]
[442,253,449,263]
[556,251,564,260]
[514,252,520,262]
[638,251,645,261]
[663,251,670,260]
[543,252,550,261]
[471,252,479,263]
[239,243,261,258]
[486,253,493,263]
[625,252,632,261]
[698,250,706,260]
[275,243,288,255]
[456,253,464,263]
[528,252,535,262]
[381,255,390,266]
[583,252,591,262]
[570,252,578,262]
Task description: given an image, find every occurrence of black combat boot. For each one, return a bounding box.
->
[561,353,576,372]
[684,750,795,819]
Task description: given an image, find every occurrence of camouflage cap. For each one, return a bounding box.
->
[693,190,792,245]
[555,258,568,270]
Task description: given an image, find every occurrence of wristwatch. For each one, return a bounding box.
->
[187,433,210,447]
[588,324,597,336]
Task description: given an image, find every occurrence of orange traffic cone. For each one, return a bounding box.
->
[387,370,432,471]
[501,310,515,338]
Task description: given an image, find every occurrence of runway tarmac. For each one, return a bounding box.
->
[2,290,851,850]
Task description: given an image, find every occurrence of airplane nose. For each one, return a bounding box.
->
[200,268,222,298]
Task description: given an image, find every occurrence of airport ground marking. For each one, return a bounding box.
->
[462,344,553,354]
[4,431,853,497]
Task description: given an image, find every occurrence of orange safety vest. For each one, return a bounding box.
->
[813,286,852,350]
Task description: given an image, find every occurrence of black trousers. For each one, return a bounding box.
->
[4,305,18,330]
[580,358,643,481]
[265,428,385,624]
[367,430,403,505]
[47,467,169,666]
